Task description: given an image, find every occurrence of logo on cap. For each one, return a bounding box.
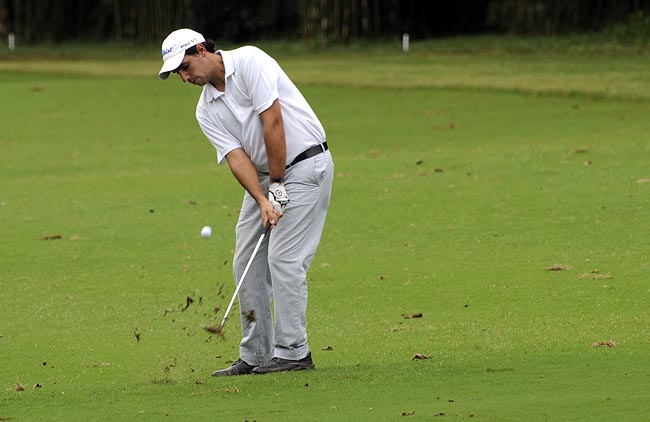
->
[162,37,201,58]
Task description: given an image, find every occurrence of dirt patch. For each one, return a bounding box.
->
[41,234,62,240]
[592,341,616,348]
[545,264,571,271]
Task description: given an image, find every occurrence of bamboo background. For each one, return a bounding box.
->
[1,0,649,45]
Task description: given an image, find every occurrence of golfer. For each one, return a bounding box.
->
[158,29,333,375]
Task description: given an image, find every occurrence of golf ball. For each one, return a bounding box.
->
[200,226,212,238]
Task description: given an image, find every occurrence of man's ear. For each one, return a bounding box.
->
[196,43,206,57]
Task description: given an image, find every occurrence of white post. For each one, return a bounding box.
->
[402,33,409,53]
[8,33,15,51]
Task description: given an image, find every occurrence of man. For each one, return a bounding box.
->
[158,28,333,375]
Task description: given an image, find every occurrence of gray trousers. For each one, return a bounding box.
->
[234,150,333,365]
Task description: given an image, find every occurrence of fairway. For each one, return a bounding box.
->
[1,46,650,421]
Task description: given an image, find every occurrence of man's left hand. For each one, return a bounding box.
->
[269,182,289,216]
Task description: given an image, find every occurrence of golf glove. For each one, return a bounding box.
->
[269,182,289,216]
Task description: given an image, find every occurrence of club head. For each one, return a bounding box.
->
[203,322,226,338]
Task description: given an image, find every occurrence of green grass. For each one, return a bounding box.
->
[1,39,650,421]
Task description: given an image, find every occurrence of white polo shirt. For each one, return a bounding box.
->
[195,46,326,173]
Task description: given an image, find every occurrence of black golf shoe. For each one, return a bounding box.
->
[252,352,315,374]
[211,359,256,377]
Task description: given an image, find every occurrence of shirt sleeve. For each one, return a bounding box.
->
[241,47,281,114]
[196,106,241,165]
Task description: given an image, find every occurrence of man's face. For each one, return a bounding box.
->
[173,48,209,86]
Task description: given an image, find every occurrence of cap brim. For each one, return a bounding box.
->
[158,50,185,80]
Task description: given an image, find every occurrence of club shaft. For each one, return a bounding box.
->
[219,223,271,329]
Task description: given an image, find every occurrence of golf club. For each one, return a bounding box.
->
[215,222,271,334]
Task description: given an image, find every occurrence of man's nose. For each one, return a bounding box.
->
[179,70,190,83]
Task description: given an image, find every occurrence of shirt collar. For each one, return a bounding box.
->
[220,50,235,79]
[203,50,235,103]
[203,83,221,102]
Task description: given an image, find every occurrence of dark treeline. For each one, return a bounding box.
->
[1,0,650,45]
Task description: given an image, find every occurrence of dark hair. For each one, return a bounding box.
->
[185,40,216,55]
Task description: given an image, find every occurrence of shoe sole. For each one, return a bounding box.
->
[253,364,315,374]
[211,371,256,377]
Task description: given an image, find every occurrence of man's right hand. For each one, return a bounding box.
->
[260,200,280,228]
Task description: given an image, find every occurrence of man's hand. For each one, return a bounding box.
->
[269,182,289,216]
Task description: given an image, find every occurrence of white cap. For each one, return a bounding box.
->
[158,28,206,80]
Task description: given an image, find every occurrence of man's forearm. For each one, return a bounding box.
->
[226,148,279,227]
[225,148,266,205]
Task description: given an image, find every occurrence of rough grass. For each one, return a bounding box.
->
[1,39,650,420]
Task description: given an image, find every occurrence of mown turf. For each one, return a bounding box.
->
[1,43,649,421]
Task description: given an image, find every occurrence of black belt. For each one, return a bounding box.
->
[286,142,328,169]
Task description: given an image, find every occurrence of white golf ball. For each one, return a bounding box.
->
[200,226,212,238]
